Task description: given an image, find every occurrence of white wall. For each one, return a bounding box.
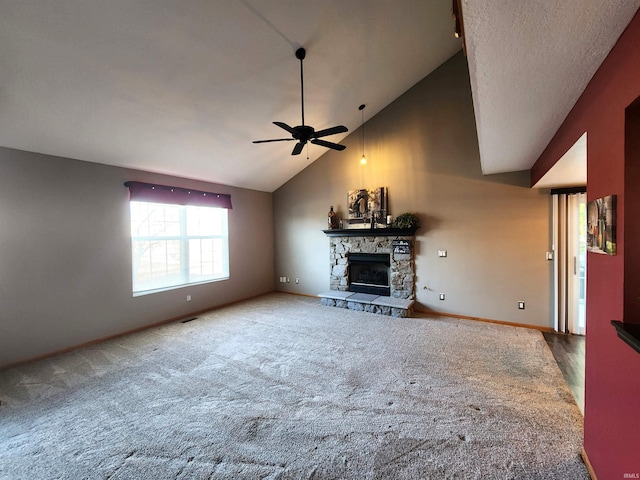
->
[0,148,274,366]
[273,52,553,328]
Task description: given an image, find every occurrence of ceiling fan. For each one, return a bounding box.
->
[253,47,348,156]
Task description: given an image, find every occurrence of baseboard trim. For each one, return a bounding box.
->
[0,291,274,371]
[581,448,597,480]
[414,308,555,333]
[278,294,554,332]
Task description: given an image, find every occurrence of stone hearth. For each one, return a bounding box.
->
[318,291,414,318]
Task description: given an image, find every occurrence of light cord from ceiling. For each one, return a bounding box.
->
[359,104,367,165]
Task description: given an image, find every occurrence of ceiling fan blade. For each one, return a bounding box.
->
[313,125,348,138]
[253,138,296,144]
[273,121,296,134]
[292,142,305,155]
[311,138,346,151]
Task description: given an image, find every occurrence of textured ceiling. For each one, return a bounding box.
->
[0,0,461,192]
[464,0,640,179]
[2,1,638,192]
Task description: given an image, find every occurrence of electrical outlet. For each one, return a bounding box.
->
[186,295,191,302]
[518,301,525,310]
[439,293,445,301]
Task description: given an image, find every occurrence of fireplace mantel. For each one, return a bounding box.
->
[322,227,417,237]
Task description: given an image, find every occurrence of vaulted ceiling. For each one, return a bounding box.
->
[1,1,639,192]
[464,0,640,186]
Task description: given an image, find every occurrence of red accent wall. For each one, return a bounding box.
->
[531,10,640,478]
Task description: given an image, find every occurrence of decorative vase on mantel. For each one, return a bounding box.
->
[328,206,339,229]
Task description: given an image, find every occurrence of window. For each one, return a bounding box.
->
[129,201,229,295]
[125,181,232,295]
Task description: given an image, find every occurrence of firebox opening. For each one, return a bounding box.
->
[348,253,391,296]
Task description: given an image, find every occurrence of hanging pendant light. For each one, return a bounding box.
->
[359,104,367,165]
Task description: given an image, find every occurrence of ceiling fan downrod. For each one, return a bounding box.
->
[296,47,306,127]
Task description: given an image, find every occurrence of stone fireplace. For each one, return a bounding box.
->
[320,228,417,317]
[328,232,415,299]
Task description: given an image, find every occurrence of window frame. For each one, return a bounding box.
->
[129,200,230,296]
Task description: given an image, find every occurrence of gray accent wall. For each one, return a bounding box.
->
[273,52,552,328]
[0,147,274,366]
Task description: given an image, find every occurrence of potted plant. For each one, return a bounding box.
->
[392,212,420,229]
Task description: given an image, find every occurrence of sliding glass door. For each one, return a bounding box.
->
[567,193,586,335]
[553,192,586,335]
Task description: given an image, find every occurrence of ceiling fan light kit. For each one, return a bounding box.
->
[253,47,348,156]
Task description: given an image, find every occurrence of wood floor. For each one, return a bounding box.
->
[543,331,585,413]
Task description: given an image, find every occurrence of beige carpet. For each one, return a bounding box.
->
[0,293,587,479]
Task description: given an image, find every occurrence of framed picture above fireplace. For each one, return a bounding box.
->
[347,187,387,226]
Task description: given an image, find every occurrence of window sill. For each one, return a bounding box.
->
[133,276,229,297]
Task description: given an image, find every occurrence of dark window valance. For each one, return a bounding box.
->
[125,181,232,209]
